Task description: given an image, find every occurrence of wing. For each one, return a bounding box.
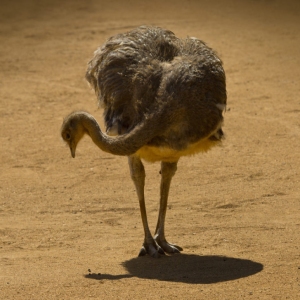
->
[85,26,180,132]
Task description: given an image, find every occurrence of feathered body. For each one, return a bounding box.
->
[85,26,226,162]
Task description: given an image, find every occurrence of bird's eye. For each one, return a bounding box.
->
[66,133,71,140]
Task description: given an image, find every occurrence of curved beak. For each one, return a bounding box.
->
[70,146,76,158]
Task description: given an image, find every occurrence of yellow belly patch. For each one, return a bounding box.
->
[135,138,220,162]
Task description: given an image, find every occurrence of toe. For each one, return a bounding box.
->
[170,243,183,252]
[154,237,183,254]
[138,241,166,258]
[138,246,147,257]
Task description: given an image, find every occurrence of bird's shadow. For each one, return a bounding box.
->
[85,253,263,284]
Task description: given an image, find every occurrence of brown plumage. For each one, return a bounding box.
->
[61,26,227,257]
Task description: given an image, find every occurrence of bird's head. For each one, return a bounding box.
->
[61,112,86,158]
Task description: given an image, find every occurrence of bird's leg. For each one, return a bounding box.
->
[128,155,164,258]
[154,160,183,254]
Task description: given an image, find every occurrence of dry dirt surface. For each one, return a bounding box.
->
[1,0,300,299]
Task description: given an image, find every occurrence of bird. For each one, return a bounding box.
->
[61,25,227,258]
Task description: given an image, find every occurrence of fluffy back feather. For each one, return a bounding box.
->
[85,26,226,147]
[85,26,181,133]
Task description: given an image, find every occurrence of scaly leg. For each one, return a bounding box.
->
[128,155,164,258]
[154,160,183,254]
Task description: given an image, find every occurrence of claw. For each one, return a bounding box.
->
[138,246,147,257]
[170,243,183,252]
[171,247,181,254]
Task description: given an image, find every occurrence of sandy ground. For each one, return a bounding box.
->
[1,0,300,299]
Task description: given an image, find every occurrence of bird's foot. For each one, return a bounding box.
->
[138,239,165,258]
[154,235,183,254]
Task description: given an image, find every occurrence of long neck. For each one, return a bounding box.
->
[80,112,158,156]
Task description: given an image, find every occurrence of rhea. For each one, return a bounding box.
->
[61,26,227,258]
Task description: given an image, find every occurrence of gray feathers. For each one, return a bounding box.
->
[85,25,226,148]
